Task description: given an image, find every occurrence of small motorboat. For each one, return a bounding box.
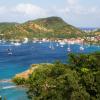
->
[8,52,12,55]
[80,46,84,51]
[67,47,71,52]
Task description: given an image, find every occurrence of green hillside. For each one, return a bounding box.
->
[93,29,100,35]
[0,17,84,41]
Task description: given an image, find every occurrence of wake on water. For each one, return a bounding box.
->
[1,86,17,90]
[0,79,17,90]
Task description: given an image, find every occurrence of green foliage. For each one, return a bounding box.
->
[69,52,100,100]
[12,77,26,85]
[95,71,100,99]
[0,17,84,40]
[81,68,90,73]
[68,52,100,70]
[13,52,100,100]
[27,62,90,100]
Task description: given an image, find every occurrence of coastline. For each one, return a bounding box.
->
[13,63,52,80]
[0,37,100,45]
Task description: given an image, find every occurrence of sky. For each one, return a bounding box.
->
[0,0,100,27]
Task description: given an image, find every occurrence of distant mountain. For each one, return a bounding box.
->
[79,27,97,31]
[0,16,84,40]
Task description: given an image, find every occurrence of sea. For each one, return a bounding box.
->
[0,42,100,100]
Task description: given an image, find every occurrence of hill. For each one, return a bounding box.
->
[93,29,100,35]
[0,16,84,41]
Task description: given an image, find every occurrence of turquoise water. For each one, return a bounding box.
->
[0,42,100,100]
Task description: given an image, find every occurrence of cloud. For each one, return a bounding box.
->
[0,2,99,18]
[0,2,99,27]
[0,3,48,22]
[67,0,78,6]
[65,0,100,15]
[13,3,47,17]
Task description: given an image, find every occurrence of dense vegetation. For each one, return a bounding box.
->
[13,52,100,100]
[0,17,84,40]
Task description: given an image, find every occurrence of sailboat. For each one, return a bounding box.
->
[60,42,66,48]
[67,43,71,52]
[56,43,59,47]
[80,42,84,51]
[7,48,12,55]
[49,41,55,50]
[49,41,52,49]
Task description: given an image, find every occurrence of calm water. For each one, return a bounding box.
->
[0,42,100,100]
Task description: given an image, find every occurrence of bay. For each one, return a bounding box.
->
[0,42,100,100]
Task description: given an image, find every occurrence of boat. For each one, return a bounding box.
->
[33,41,37,43]
[7,48,12,55]
[51,45,55,50]
[23,38,28,44]
[61,45,64,48]
[49,41,55,50]
[14,42,21,46]
[56,43,59,47]
[11,41,14,45]
[59,41,66,48]
[67,47,71,52]
[8,52,12,55]
[39,41,42,44]
[80,46,84,51]
[59,42,66,45]
[67,43,71,52]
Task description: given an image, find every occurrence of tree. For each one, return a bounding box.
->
[13,52,100,100]
[27,63,90,100]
